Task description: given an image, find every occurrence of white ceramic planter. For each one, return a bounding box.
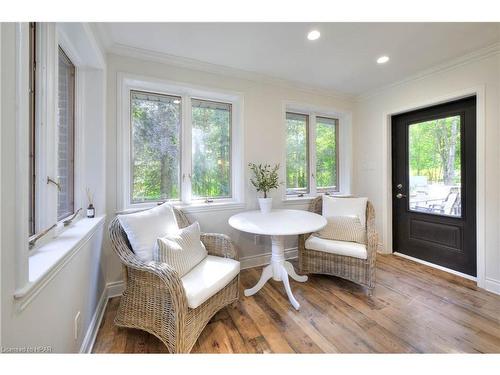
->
[258,197,273,213]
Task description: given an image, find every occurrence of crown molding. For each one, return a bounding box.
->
[107,43,355,102]
[356,41,500,102]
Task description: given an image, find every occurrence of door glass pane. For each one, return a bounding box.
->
[408,115,461,217]
[191,99,231,200]
[286,112,309,195]
[316,116,338,192]
[131,91,181,203]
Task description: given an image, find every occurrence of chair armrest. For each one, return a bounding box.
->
[366,226,378,261]
[125,260,188,314]
[366,202,379,262]
[200,233,238,260]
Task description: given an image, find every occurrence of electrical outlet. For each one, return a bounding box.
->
[74,311,81,341]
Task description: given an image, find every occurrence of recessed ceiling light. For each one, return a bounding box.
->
[377,55,390,64]
[307,30,321,41]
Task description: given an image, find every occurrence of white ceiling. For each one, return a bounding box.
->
[96,23,500,96]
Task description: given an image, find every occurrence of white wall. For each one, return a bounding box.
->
[353,51,500,293]
[105,53,354,284]
[0,23,108,352]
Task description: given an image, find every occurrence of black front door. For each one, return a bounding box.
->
[392,96,476,276]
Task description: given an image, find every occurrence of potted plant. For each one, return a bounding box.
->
[249,163,281,213]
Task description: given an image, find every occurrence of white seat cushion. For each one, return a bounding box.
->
[155,222,208,277]
[305,235,367,260]
[117,203,179,262]
[181,255,240,309]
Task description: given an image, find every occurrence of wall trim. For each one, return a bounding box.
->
[80,279,128,353]
[380,86,487,292]
[484,278,500,295]
[357,41,500,101]
[79,286,108,353]
[104,37,500,104]
[240,247,298,270]
[107,44,354,102]
[106,280,126,298]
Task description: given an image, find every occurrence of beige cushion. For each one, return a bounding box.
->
[155,221,208,277]
[316,215,367,244]
[181,255,240,309]
[322,195,368,228]
[305,235,367,260]
[117,203,178,262]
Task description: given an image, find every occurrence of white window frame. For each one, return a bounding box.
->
[12,22,106,306]
[117,73,245,213]
[27,23,83,249]
[282,101,352,202]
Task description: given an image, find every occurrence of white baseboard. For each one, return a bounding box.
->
[484,277,500,295]
[240,247,298,270]
[377,242,387,254]
[79,287,108,353]
[393,252,477,281]
[107,280,125,298]
[79,280,127,353]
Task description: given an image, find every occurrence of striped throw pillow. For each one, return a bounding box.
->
[155,221,208,277]
[315,216,367,244]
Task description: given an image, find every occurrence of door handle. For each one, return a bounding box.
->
[396,193,406,199]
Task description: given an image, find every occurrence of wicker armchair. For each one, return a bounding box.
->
[298,196,378,294]
[109,207,239,353]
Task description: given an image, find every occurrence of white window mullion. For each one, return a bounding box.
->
[181,95,192,204]
[35,23,58,231]
[309,114,317,196]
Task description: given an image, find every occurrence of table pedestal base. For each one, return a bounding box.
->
[244,235,307,310]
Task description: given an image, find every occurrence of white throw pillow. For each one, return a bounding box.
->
[117,203,179,262]
[155,222,208,277]
[322,195,368,228]
[315,215,367,244]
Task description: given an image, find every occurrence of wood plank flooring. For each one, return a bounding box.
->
[92,255,500,353]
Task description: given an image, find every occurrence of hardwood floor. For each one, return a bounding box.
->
[92,255,500,353]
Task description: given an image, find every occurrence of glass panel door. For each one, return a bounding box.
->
[408,115,461,217]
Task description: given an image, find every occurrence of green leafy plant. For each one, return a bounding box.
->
[248,163,281,198]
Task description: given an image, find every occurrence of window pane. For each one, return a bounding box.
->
[316,116,338,192]
[286,112,309,195]
[131,91,181,203]
[191,99,231,199]
[57,47,75,221]
[408,115,461,217]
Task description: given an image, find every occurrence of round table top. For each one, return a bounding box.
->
[228,209,327,236]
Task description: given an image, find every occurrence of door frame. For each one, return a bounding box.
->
[380,85,485,288]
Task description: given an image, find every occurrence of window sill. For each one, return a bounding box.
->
[282,193,353,205]
[14,215,106,310]
[116,200,246,215]
[177,200,246,214]
[282,195,317,204]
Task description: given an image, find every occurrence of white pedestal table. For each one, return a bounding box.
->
[228,209,327,310]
